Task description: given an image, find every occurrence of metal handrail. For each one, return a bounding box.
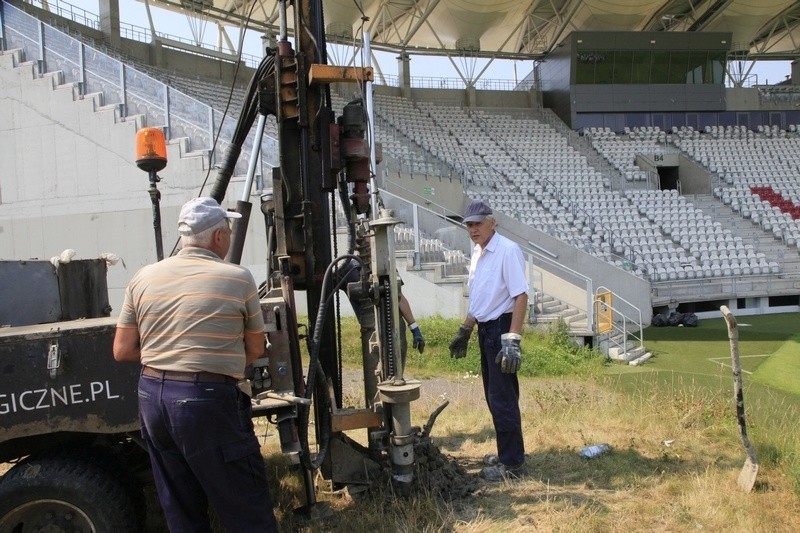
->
[379,187,594,328]
[20,0,525,92]
[593,295,644,355]
[596,285,643,336]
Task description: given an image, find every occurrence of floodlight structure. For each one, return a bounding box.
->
[135,127,168,261]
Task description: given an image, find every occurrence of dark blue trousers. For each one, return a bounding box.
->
[138,374,279,532]
[478,313,525,468]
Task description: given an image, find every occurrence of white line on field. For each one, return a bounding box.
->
[707,354,770,375]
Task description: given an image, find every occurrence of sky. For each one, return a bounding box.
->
[87,0,793,86]
[111,0,525,84]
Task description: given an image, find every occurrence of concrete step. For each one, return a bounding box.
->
[629,351,653,366]
[541,302,569,314]
[608,345,645,362]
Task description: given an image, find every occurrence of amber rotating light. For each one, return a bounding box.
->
[135,127,168,261]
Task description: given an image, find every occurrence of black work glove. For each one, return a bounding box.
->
[410,324,425,353]
[449,325,473,359]
[495,333,522,373]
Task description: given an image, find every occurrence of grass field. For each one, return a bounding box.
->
[264,311,800,532]
[138,312,800,531]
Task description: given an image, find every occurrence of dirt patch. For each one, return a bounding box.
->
[412,439,481,501]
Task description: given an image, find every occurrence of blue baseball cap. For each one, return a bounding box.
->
[178,197,241,236]
[463,199,493,223]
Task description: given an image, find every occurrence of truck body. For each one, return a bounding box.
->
[0,259,150,531]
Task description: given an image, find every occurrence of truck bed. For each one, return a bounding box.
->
[0,317,140,460]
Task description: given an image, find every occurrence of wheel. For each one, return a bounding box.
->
[0,449,143,533]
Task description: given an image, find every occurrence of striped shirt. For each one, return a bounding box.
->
[117,247,264,378]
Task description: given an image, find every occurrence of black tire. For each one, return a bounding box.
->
[0,450,142,533]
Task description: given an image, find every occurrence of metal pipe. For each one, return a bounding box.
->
[279,0,288,41]
[242,114,267,202]
[362,31,378,218]
[147,170,164,261]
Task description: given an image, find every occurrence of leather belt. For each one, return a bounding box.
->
[142,365,236,384]
[478,312,513,327]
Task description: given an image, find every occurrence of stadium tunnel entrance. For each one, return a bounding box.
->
[657,165,680,191]
[635,152,712,195]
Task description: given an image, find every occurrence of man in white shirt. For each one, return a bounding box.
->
[449,198,529,481]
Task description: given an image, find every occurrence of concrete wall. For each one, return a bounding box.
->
[725,87,762,110]
[572,84,725,114]
[677,154,712,195]
[0,49,269,313]
[380,171,465,217]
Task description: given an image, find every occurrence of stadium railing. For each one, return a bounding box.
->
[2,2,278,176]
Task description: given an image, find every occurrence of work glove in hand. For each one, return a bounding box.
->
[495,332,522,373]
[449,326,472,359]
[410,325,425,353]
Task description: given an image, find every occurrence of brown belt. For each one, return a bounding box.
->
[142,365,236,384]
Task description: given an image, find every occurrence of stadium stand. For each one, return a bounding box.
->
[6,0,800,336]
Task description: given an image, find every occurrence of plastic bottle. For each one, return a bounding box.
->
[579,443,611,459]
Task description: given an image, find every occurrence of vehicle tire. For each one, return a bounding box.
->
[0,449,143,533]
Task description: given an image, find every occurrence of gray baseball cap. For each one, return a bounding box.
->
[463,198,493,223]
[178,197,241,236]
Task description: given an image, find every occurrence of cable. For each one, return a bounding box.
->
[168,0,261,257]
[296,254,363,471]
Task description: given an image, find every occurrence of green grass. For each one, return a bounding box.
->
[752,335,800,396]
[327,315,608,379]
[389,310,800,494]
[601,311,800,494]
[314,311,800,492]
[271,311,800,531]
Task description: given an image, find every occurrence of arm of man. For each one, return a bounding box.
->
[398,293,415,325]
[462,314,477,329]
[508,292,529,335]
[113,325,142,362]
[244,330,266,365]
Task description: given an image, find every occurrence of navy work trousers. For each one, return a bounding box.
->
[477,312,525,468]
[138,374,279,532]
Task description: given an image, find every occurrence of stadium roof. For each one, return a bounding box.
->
[149,0,800,61]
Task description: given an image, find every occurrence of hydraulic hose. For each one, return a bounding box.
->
[207,53,276,203]
[297,254,362,471]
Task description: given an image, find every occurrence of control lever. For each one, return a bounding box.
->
[255,391,313,406]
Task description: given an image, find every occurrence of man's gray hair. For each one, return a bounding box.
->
[180,218,228,248]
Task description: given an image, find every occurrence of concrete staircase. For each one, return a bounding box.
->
[532,293,589,333]
[600,331,649,364]
[529,292,651,363]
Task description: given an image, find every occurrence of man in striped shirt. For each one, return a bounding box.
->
[114,197,278,532]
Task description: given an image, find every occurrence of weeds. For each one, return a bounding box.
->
[148,315,800,531]
[329,315,607,379]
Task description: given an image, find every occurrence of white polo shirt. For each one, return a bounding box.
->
[467,231,529,323]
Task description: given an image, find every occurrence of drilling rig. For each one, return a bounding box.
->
[0,1,442,527]
[203,0,440,510]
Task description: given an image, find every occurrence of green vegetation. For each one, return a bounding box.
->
[268,312,800,532]
[752,335,800,396]
[329,315,607,379]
